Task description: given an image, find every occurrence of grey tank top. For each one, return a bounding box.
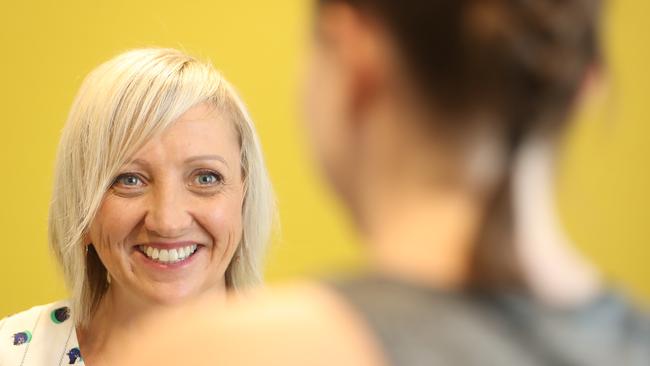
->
[330,276,650,366]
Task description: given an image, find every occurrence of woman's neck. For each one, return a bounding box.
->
[351,101,487,290]
[77,279,231,365]
[76,286,149,365]
[361,132,602,305]
[364,184,484,290]
[352,106,600,303]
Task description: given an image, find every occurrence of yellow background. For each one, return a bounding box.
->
[0,0,648,317]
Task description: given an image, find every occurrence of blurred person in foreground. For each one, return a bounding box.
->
[0,48,275,365]
[105,0,649,365]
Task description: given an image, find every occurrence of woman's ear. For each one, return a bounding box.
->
[575,64,608,110]
[83,232,92,247]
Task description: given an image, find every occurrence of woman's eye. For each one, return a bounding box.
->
[114,174,143,187]
[194,171,222,186]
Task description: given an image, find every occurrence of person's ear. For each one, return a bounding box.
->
[83,232,92,247]
[317,3,391,120]
[575,64,608,111]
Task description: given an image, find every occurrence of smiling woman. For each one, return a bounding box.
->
[0,48,275,365]
[88,103,247,307]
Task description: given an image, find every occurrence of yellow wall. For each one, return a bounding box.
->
[558,0,650,305]
[0,0,647,317]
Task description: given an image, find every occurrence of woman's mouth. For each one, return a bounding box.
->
[138,244,199,264]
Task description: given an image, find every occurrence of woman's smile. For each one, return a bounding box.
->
[134,241,204,268]
[139,242,199,264]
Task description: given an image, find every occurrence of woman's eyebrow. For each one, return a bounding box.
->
[126,155,229,168]
[127,158,151,169]
[184,154,229,167]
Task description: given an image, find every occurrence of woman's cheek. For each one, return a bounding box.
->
[199,198,243,246]
[93,196,143,248]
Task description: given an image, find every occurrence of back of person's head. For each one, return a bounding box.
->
[316,0,602,288]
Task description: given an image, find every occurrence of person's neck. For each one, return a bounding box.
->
[362,182,483,290]
[348,91,600,303]
[348,96,485,290]
[76,286,152,364]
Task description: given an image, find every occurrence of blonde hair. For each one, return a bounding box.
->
[49,48,276,325]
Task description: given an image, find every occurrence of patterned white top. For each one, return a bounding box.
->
[0,300,83,365]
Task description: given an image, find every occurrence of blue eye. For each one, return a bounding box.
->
[114,174,142,187]
[195,172,221,185]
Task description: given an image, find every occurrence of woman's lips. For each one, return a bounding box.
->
[135,242,203,267]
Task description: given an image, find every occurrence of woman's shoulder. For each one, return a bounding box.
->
[1,300,72,331]
[0,300,81,365]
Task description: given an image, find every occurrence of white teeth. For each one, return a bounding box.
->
[169,249,179,261]
[140,244,198,264]
[159,249,169,261]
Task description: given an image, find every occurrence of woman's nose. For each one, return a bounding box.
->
[144,186,193,238]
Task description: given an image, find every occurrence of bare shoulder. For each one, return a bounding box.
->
[107,282,385,366]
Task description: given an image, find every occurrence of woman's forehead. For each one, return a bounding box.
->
[124,105,240,168]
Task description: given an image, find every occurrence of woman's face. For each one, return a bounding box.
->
[88,103,244,306]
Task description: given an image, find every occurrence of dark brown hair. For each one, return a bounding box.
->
[318,0,602,289]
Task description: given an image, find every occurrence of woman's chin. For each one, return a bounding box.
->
[140,283,211,306]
